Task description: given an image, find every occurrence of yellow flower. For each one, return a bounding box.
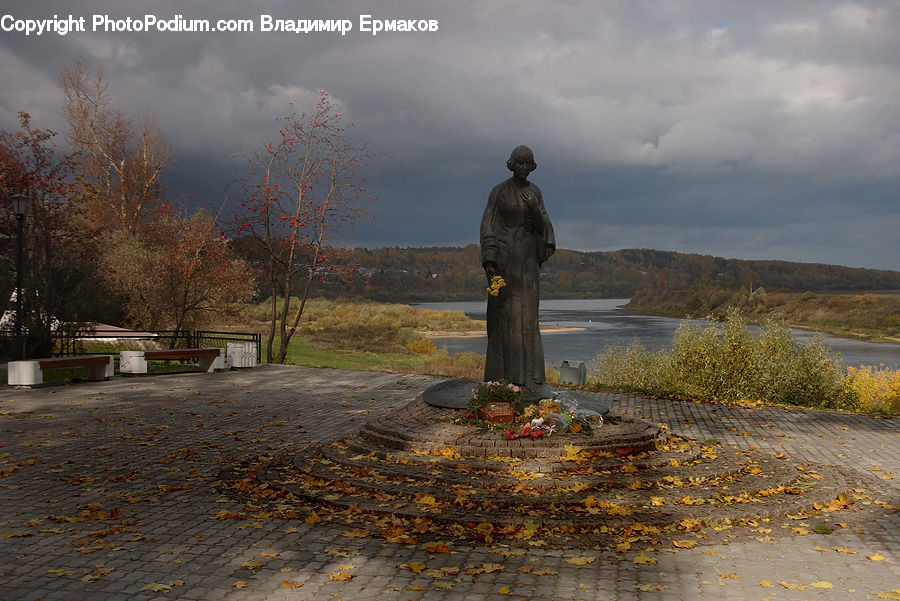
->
[487,275,507,296]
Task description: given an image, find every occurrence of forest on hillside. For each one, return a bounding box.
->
[246,244,900,303]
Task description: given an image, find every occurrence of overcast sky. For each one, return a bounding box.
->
[1,1,898,270]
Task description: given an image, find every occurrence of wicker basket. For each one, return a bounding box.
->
[480,402,516,424]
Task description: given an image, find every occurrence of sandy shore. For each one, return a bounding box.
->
[423,325,585,338]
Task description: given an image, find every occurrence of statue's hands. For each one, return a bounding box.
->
[521,188,540,216]
[521,188,535,206]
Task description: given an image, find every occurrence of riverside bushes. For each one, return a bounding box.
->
[844,365,900,414]
[589,310,861,411]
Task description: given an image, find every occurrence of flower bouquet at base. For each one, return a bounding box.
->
[467,381,524,421]
[462,383,597,437]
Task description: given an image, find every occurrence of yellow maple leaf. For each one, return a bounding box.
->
[495,548,525,557]
[650,496,665,506]
[141,583,172,593]
[634,552,657,565]
[561,444,585,462]
[566,555,596,566]
[433,580,454,590]
[583,495,599,508]
[868,552,886,561]
[402,562,426,573]
[759,581,774,588]
[281,581,304,588]
[673,540,697,549]
[2,531,32,538]
[330,571,353,581]
[636,584,669,591]
[341,528,370,538]
[498,585,513,595]
[780,581,807,590]
[811,581,833,589]
[434,446,460,460]
[615,541,631,554]
[305,511,321,524]
[232,581,248,589]
[422,541,452,553]
[876,590,900,600]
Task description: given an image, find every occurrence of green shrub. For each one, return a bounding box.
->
[589,309,857,410]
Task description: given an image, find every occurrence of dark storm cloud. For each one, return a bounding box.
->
[0,0,897,269]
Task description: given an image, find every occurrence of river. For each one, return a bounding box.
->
[415,299,900,370]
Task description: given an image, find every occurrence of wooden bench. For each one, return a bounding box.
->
[119,348,224,374]
[7,355,114,386]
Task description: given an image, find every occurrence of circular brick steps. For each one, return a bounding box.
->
[249,391,860,547]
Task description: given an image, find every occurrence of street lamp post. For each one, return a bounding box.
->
[10,194,28,361]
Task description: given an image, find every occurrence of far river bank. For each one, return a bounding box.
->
[416,299,900,370]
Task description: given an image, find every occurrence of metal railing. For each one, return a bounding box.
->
[193,330,262,364]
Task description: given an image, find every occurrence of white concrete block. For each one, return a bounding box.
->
[7,361,42,386]
[119,351,148,374]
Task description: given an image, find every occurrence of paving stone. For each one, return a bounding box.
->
[0,364,896,600]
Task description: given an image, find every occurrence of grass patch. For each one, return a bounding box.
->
[269,334,484,380]
[247,297,485,379]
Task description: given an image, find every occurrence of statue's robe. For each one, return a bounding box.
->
[480,177,555,392]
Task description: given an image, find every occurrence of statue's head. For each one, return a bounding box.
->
[506,145,536,173]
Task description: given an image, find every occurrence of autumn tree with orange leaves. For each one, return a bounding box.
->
[57,59,253,337]
[0,112,110,357]
[234,92,380,363]
[103,203,254,335]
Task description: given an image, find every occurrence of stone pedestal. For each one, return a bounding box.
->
[7,361,42,386]
[226,342,257,369]
[119,351,148,374]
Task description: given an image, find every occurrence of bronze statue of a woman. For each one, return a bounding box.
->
[480,145,555,394]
